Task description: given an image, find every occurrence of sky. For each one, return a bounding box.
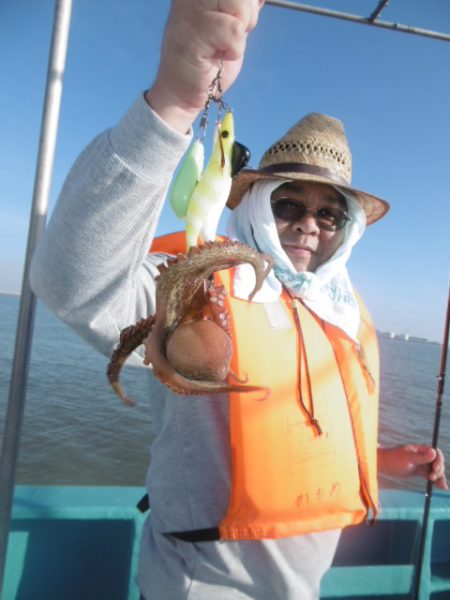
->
[0,0,449,342]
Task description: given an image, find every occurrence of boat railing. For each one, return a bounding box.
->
[2,487,450,599]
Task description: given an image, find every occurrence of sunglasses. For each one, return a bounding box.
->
[271,198,350,232]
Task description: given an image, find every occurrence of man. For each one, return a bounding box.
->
[30,1,446,598]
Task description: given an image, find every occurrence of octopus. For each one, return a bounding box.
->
[107,240,273,405]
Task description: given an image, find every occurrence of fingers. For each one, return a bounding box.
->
[199,12,248,61]
[198,0,263,60]
[216,0,262,32]
[192,0,260,53]
[403,444,436,465]
[428,448,448,490]
[407,445,448,491]
[379,444,448,492]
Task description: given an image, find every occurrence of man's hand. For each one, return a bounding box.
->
[146,0,264,133]
[378,444,448,491]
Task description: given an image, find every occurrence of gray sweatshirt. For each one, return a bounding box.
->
[30,95,340,600]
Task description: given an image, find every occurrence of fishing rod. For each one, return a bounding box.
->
[412,280,450,600]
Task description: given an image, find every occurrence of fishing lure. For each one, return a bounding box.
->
[168,64,250,249]
[169,138,205,220]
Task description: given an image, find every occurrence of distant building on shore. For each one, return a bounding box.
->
[377,331,395,339]
[408,335,428,343]
[377,331,428,343]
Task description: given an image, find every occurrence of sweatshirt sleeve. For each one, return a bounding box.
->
[30,94,192,362]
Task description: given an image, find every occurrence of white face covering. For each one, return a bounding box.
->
[226,180,367,340]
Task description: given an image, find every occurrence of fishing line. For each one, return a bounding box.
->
[198,58,229,140]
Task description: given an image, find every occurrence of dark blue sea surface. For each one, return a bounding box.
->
[0,293,152,485]
[1,293,449,490]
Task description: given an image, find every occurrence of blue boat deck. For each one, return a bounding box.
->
[4,487,450,599]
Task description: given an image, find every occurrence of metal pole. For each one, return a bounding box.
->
[412,282,450,600]
[265,0,450,43]
[368,0,390,23]
[0,0,73,594]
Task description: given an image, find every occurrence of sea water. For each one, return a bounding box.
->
[1,293,449,491]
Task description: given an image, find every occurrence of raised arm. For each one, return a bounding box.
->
[30,0,264,359]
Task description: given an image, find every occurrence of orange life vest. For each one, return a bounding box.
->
[150,232,380,541]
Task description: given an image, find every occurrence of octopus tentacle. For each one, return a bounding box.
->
[160,241,273,333]
[107,240,273,404]
[107,315,155,406]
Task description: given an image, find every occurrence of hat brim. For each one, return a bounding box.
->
[227,169,390,225]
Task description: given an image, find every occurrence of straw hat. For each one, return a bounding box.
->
[227,113,389,224]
